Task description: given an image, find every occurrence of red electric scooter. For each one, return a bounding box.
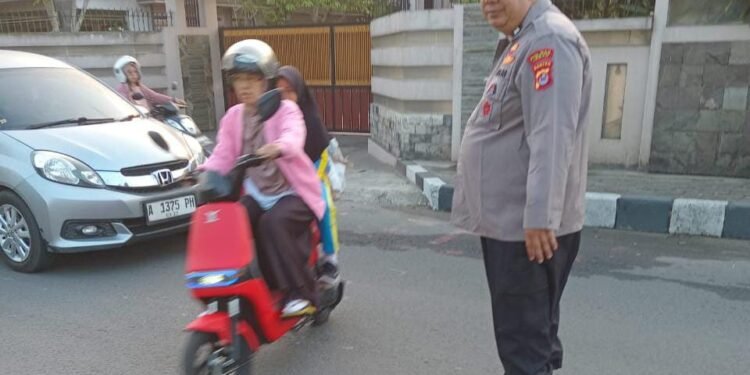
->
[180,92,344,375]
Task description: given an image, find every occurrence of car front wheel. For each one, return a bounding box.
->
[0,191,52,273]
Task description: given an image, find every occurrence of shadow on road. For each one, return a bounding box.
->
[45,233,187,275]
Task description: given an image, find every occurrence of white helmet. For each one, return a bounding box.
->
[113,55,141,83]
[221,39,279,80]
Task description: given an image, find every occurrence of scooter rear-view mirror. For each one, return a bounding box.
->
[257,89,281,122]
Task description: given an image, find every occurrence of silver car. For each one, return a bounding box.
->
[0,50,204,272]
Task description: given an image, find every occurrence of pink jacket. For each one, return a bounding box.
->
[200,101,325,220]
[116,83,172,106]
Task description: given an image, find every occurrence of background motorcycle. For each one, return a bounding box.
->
[132,82,214,156]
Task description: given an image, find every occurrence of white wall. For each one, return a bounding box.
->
[586,44,651,167]
[575,19,654,168]
[370,9,454,114]
[370,9,455,160]
[80,0,141,9]
[0,32,167,91]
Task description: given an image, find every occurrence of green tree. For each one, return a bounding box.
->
[238,0,374,25]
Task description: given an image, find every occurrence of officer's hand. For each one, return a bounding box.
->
[524,229,559,264]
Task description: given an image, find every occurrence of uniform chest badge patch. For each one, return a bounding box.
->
[487,83,497,96]
[502,42,521,65]
[528,48,554,91]
[482,100,492,117]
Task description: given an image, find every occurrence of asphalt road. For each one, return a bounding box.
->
[1,201,749,375]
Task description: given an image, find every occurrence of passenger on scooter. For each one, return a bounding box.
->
[113,55,186,111]
[200,40,325,318]
[276,65,340,285]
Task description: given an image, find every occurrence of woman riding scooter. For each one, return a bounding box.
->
[113,55,186,110]
[200,40,325,317]
[277,65,341,285]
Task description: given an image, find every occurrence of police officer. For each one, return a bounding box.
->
[451,0,592,374]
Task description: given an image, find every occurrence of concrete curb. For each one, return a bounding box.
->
[390,159,750,240]
[584,193,620,229]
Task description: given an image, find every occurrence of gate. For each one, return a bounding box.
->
[220,24,372,133]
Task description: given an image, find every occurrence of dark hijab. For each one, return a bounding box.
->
[278,66,331,163]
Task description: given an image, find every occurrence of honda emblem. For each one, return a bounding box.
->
[152,169,173,186]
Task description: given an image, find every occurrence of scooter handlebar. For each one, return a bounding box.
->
[234,154,266,171]
[194,154,268,203]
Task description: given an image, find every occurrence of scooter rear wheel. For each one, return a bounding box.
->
[182,331,252,375]
[313,282,345,327]
[312,308,331,326]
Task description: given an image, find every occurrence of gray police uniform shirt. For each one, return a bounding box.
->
[451,0,593,242]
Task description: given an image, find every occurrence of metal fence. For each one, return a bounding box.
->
[0,10,51,33]
[0,8,174,33]
[185,0,201,27]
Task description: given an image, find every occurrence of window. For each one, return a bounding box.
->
[602,64,628,140]
[0,68,139,130]
[185,0,201,27]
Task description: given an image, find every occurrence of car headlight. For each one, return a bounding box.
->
[194,150,206,165]
[188,149,206,172]
[32,151,104,188]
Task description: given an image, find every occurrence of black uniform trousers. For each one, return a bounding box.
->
[481,231,581,375]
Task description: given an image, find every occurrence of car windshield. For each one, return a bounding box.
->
[0,67,140,130]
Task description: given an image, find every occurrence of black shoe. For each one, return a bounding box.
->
[318,261,341,285]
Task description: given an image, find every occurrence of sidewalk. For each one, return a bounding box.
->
[335,135,428,207]
[369,140,750,240]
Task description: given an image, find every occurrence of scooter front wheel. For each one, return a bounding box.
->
[182,331,252,375]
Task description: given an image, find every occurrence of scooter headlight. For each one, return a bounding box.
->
[179,116,200,135]
[186,270,241,288]
[164,118,181,131]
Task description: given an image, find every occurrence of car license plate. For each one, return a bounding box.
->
[144,195,196,224]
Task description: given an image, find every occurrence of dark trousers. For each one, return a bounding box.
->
[481,231,581,375]
[240,195,318,306]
